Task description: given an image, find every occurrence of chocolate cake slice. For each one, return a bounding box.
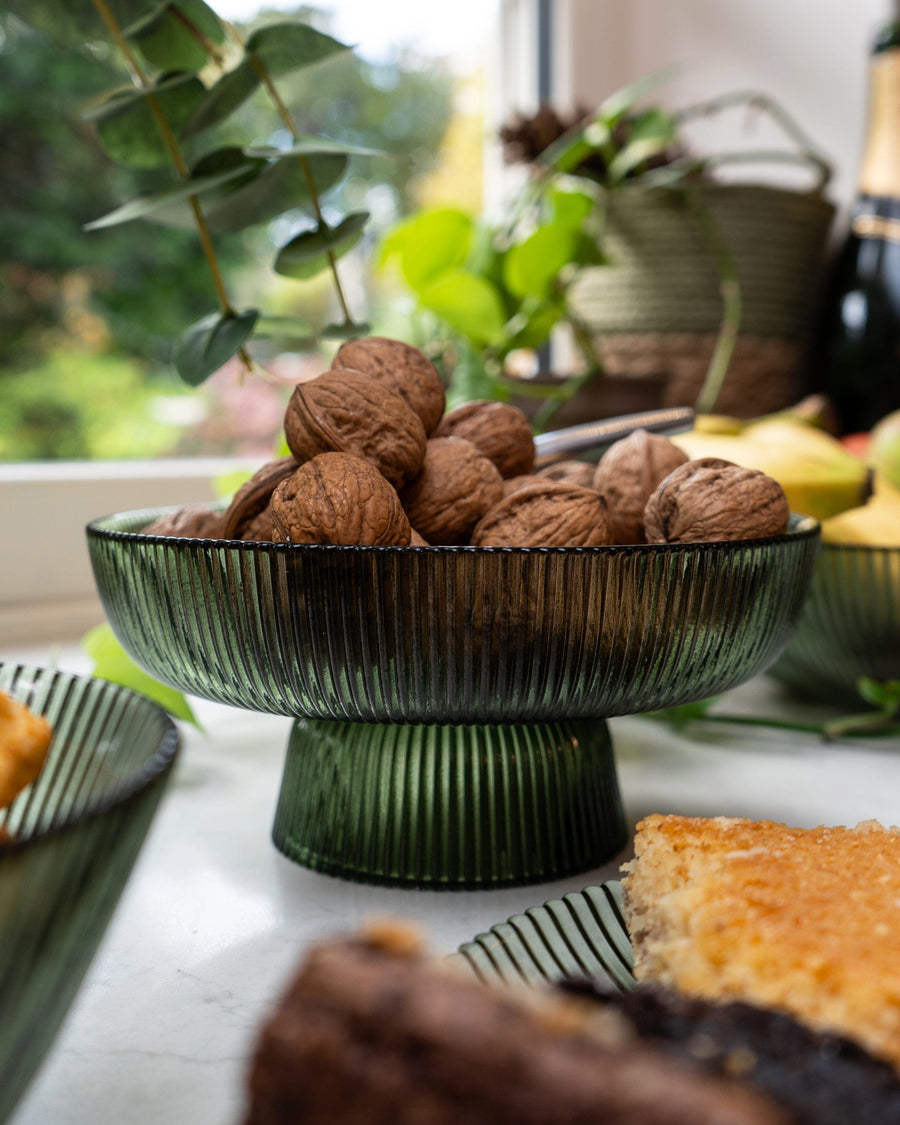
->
[244,923,794,1125]
[560,979,900,1125]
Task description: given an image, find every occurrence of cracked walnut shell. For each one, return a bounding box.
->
[332,336,446,434]
[593,429,689,544]
[433,400,535,479]
[284,367,426,489]
[399,437,504,545]
[270,453,411,546]
[644,460,790,544]
[471,481,613,547]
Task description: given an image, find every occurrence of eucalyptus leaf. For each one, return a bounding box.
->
[244,137,392,160]
[83,623,201,727]
[503,223,579,299]
[129,0,225,71]
[320,321,372,340]
[378,208,472,291]
[182,58,261,137]
[88,72,208,168]
[175,308,259,384]
[417,271,507,348]
[4,0,162,44]
[205,152,348,233]
[274,211,369,280]
[246,22,351,77]
[83,162,256,229]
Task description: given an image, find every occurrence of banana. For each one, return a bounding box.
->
[673,416,873,521]
[820,476,900,547]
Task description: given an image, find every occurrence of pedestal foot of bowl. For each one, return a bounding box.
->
[272,718,626,889]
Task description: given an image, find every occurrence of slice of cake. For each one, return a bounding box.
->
[621,814,900,1071]
[244,922,790,1125]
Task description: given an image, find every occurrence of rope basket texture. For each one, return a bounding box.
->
[568,183,836,415]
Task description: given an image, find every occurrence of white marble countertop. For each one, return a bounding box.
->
[4,642,900,1125]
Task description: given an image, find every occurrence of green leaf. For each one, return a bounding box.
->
[598,65,681,127]
[274,212,369,280]
[549,186,596,229]
[205,152,348,233]
[88,72,208,169]
[174,309,259,384]
[857,677,900,709]
[246,22,351,77]
[244,137,392,160]
[504,297,564,350]
[83,623,201,727]
[379,208,473,291]
[644,696,721,730]
[607,109,678,182]
[83,162,256,230]
[417,271,507,348]
[320,320,371,340]
[254,315,315,342]
[129,0,225,71]
[5,0,162,44]
[503,223,579,299]
[183,59,261,137]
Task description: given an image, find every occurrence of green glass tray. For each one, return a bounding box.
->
[454,879,634,990]
[0,662,179,1123]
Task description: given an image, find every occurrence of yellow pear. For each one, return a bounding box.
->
[820,476,900,547]
[673,417,873,521]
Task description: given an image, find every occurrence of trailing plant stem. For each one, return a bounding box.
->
[246,52,354,325]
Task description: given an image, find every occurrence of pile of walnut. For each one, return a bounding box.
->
[145,337,790,548]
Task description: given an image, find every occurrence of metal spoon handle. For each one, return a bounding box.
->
[533,406,695,459]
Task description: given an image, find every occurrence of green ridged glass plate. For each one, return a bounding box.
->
[0,662,180,1123]
[454,879,635,990]
[770,542,900,707]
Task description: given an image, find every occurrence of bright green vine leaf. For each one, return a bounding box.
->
[417,271,507,348]
[87,72,208,169]
[246,21,351,77]
[83,623,201,728]
[274,212,369,280]
[175,308,259,384]
[378,208,473,291]
[503,223,579,299]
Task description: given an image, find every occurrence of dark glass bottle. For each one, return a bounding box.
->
[817,17,900,433]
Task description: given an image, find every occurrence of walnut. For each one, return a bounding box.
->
[643,459,790,543]
[537,460,596,489]
[143,504,225,538]
[410,528,430,547]
[503,474,542,497]
[332,336,446,434]
[399,437,503,545]
[269,453,411,546]
[592,429,689,544]
[471,481,613,547]
[222,455,297,540]
[284,367,426,489]
[432,400,535,479]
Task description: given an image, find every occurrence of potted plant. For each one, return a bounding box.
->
[379,78,836,427]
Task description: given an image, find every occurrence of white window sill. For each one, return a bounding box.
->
[0,459,257,647]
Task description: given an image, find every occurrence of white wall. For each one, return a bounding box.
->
[557,0,890,221]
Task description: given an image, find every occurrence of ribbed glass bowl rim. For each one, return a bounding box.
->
[86,508,820,555]
[0,662,180,856]
[817,541,900,557]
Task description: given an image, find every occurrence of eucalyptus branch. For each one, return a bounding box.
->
[169,4,228,69]
[232,30,357,328]
[90,0,251,369]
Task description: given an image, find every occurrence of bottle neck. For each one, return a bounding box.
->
[859,44,900,197]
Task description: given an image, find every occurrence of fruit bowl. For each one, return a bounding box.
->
[769,542,900,708]
[0,662,179,1124]
[87,509,818,888]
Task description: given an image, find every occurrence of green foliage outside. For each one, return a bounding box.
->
[0,5,455,461]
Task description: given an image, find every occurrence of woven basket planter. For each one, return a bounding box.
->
[567,183,835,416]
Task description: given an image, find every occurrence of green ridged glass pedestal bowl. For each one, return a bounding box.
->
[87,510,819,889]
